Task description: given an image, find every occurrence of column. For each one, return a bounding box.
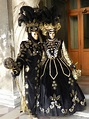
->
[0,0,20,108]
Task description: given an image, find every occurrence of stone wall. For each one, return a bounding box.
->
[0,0,20,107]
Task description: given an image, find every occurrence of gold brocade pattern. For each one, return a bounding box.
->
[61,41,72,67]
[37,93,86,114]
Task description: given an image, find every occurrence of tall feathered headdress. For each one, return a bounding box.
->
[18,6,40,33]
[38,6,61,36]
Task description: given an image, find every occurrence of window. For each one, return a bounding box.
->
[69,0,77,10]
[80,0,89,8]
[83,14,89,48]
[70,16,78,49]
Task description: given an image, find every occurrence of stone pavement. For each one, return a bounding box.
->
[0,98,89,119]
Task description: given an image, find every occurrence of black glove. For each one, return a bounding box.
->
[70,64,76,69]
[11,72,16,79]
[11,70,19,79]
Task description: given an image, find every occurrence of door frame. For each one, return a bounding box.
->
[68,11,80,69]
[80,9,89,75]
[67,3,89,75]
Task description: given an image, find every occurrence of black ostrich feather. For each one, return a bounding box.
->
[18,5,61,27]
[35,6,61,25]
[50,6,61,24]
[20,6,34,21]
[18,14,29,26]
[18,6,35,26]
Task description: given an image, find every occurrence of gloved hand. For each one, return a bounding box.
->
[70,64,76,69]
[11,70,19,79]
[11,72,16,79]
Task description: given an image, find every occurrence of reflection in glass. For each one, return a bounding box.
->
[70,16,78,49]
[69,0,77,10]
[80,0,89,8]
[84,14,89,49]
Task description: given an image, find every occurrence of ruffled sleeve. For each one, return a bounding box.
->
[61,41,73,67]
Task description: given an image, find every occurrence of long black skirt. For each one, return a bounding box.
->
[36,58,86,116]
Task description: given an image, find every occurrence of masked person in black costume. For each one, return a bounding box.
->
[13,25,42,115]
[35,7,86,118]
[12,10,42,119]
[6,6,43,118]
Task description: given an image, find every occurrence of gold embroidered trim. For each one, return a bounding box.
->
[57,58,70,77]
[49,59,58,80]
[40,59,49,79]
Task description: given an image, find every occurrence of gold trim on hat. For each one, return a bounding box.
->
[39,23,61,36]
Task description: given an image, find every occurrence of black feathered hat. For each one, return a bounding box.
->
[18,6,39,32]
[38,6,61,36]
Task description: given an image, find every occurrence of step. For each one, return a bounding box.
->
[77,76,89,94]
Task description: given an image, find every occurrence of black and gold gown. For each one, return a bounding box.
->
[36,38,86,116]
[12,36,42,116]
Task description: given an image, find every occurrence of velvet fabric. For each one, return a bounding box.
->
[12,37,86,117]
[36,39,86,116]
[12,37,42,116]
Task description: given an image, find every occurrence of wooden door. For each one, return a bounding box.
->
[68,0,89,75]
[81,12,89,75]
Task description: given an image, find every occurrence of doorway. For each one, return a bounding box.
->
[68,0,89,75]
